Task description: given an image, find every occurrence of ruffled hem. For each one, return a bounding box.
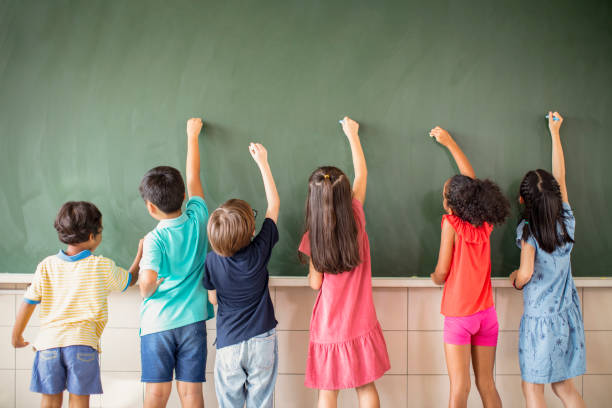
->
[305,323,390,390]
[442,214,492,243]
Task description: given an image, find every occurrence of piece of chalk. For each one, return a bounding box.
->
[545,114,560,122]
[339,119,344,125]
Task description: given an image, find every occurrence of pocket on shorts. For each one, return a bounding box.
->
[40,349,59,361]
[76,352,96,363]
[251,333,276,369]
[216,344,242,372]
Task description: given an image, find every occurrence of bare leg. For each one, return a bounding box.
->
[40,393,63,408]
[318,389,339,408]
[144,382,172,408]
[551,379,586,408]
[471,345,502,408]
[176,381,204,408]
[444,343,472,408]
[522,381,546,408]
[355,382,380,408]
[68,393,90,408]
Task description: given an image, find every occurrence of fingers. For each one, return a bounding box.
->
[248,143,267,156]
[156,277,164,286]
[553,111,563,122]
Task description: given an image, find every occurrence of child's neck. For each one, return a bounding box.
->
[157,210,182,220]
[64,244,94,256]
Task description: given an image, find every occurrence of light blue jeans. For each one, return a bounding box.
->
[214,329,278,408]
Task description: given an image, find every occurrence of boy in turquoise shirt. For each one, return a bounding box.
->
[138,118,213,407]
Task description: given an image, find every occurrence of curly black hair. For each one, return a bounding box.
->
[445,175,510,226]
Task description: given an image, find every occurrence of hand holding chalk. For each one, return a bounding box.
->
[187,118,203,138]
[547,111,563,134]
[429,126,453,147]
[249,142,268,167]
[545,113,560,122]
[339,116,359,139]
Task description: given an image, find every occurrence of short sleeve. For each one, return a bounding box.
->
[202,258,215,290]
[105,258,131,292]
[140,233,162,273]
[562,202,576,239]
[516,220,538,249]
[185,196,209,224]
[24,263,44,304]
[352,198,366,228]
[252,218,280,257]
[298,231,311,257]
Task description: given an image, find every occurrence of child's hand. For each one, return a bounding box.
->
[429,126,454,146]
[12,334,29,348]
[340,116,359,139]
[509,270,518,283]
[548,111,563,134]
[187,118,203,138]
[249,143,268,166]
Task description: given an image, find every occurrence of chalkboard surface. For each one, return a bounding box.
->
[1,0,611,277]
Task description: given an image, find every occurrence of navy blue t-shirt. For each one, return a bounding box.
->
[203,218,279,348]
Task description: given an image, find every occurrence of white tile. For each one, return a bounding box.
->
[407,374,481,408]
[586,331,612,374]
[15,295,40,327]
[275,287,316,330]
[0,294,16,326]
[206,329,216,374]
[0,369,15,407]
[100,371,143,407]
[373,288,408,331]
[496,288,524,331]
[275,374,317,407]
[0,326,16,369]
[583,288,612,330]
[407,331,446,374]
[408,288,444,331]
[16,326,38,369]
[583,375,612,407]
[107,288,141,328]
[495,332,520,375]
[16,369,39,408]
[204,379,218,408]
[384,331,407,374]
[278,331,309,374]
[100,328,140,372]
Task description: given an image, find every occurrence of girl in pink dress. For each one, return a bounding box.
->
[298,117,390,407]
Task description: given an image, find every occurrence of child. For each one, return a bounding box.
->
[138,118,214,407]
[510,112,586,408]
[11,201,141,408]
[298,117,390,407]
[202,142,280,408]
[429,126,509,408]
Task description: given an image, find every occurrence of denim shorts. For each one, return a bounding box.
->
[30,345,102,395]
[141,320,207,383]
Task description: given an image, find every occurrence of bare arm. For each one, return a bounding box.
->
[139,269,164,298]
[431,219,455,285]
[186,118,205,199]
[341,117,367,204]
[249,143,280,223]
[308,260,324,291]
[430,127,476,178]
[548,112,568,203]
[12,302,36,348]
[207,290,218,306]
[509,241,536,289]
[127,239,143,286]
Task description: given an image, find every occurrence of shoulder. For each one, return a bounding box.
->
[186,196,209,217]
[352,198,365,225]
[89,254,117,270]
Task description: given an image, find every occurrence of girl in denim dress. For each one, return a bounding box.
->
[510,112,586,407]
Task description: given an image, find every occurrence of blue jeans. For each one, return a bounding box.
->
[214,328,278,408]
[30,345,102,395]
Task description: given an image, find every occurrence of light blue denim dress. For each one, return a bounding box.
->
[515,202,585,384]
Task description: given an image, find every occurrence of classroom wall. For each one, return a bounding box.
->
[0,285,611,407]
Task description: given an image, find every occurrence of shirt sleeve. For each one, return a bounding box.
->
[185,196,209,225]
[562,202,576,240]
[516,220,538,249]
[252,218,280,259]
[140,233,162,273]
[298,231,311,257]
[24,262,44,304]
[105,258,131,292]
[202,257,215,290]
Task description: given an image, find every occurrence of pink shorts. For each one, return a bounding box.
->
[443,306,499,346]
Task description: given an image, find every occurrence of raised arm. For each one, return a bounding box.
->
[548,112,568,203]
[430,127,476,178]
[249,143,280,223]
[341,117,367,204]
[186,118,204,199]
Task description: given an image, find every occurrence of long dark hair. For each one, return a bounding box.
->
[519,169,573,253]
[301,166,361,274]
[445,175,510,226]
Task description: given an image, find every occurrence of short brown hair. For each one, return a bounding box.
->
[207,199,255,257]
[54,201,102,244]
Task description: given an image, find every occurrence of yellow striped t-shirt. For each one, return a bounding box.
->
[24,250,130,351]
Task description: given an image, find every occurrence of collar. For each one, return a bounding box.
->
[156,213,187,229]
[57,249,92,262]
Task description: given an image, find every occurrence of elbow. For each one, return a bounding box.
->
[309,282,322,291]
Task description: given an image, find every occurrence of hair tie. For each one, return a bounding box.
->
[324,174,330,179]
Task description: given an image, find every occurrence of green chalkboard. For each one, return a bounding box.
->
[1,0,611,277]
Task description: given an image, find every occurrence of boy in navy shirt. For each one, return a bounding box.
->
[203,143,279,408]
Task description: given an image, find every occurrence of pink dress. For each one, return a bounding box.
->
[299,199,390,389]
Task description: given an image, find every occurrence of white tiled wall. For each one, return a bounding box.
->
[1,285,612,407]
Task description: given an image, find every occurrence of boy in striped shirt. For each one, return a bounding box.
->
[11,201,142,408]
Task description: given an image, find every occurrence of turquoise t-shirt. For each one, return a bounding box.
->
[139,196,214,336]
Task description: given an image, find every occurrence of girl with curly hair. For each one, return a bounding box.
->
[429,126,510,408]
[510,112,585,408]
